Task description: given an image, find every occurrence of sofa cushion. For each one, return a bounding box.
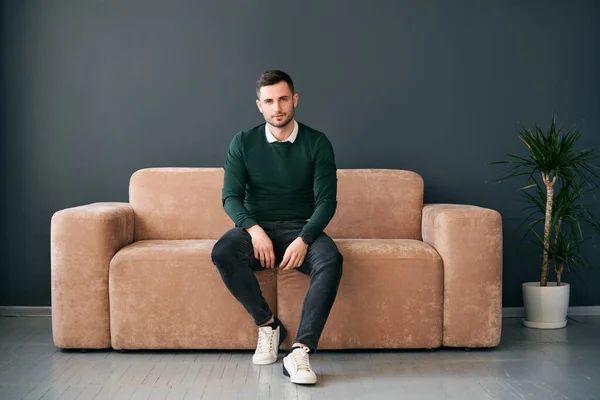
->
[108,239,277,349]
[277,239,443,349]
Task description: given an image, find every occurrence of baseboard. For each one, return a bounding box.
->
[0,306,52,317]
[502,306,600,318]
[1,306,599,318]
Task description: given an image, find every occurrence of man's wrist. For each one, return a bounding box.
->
[240,217,259,230]
[299,232,316,245]
[245,224,260,233]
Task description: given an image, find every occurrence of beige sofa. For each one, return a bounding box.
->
[50,167,503,351]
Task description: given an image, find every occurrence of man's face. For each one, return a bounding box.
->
[256,81,299,128]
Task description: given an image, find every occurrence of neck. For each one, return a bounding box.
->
[268,120,295,142]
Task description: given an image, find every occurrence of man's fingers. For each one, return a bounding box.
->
[284,254,297,270]
[291,252,307,269]
[263,247,272,268]
[279,257,288,269]
[266,249,274,268]
[280,252,290,269]
[260,251,267,268]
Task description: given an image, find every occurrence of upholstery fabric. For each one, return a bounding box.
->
[422,204,503,347]
[50,168,503,350]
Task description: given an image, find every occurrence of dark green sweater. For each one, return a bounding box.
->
[222,122,337,239]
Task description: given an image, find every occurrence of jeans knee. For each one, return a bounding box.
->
[211,235,235,267]
[211,239,227,267]
[211,228,250,268]
[336,250,344,266]
[333,251,343,278]
[318,250,343,280]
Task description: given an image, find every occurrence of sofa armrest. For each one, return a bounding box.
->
[50,202,134,348]
[421,203,503,347]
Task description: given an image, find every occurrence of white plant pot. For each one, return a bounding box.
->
[522,282,570,329]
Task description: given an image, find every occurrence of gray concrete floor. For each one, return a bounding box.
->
[0,316,599,399]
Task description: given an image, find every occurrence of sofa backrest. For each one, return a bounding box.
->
[130,168,423,240]
[326,169,423,240]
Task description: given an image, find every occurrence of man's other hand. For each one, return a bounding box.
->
[280,238,308,270]
[246,225,275,268]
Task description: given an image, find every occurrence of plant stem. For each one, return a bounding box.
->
[555,264,563,286]
[555,217,563,285]
[541,172,556,287]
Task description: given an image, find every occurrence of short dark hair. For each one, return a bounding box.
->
[256,70,295,99]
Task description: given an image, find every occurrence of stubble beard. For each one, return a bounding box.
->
[268,109,295,129]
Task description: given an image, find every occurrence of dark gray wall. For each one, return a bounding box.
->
[2,0,599,307]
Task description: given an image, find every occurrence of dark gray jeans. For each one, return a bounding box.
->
[211,219,343,352]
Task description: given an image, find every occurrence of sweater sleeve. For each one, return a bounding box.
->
[300,134,338,238]
[222,133,259,229]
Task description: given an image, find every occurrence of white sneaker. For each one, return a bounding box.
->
[252,323,287,365]
[282,346,317,385]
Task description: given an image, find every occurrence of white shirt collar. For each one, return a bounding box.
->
[265,120,299,143]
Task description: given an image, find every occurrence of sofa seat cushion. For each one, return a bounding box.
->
[277,239,443,349]
[108,240,277,349]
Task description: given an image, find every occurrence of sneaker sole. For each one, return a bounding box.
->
[252,355,278,365]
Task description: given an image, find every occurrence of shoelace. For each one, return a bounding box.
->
[291,347,312,371]
[256,328,275,354]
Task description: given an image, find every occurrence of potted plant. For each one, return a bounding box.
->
[490,116,600,328]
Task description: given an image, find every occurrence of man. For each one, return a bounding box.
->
[211,70,343,385]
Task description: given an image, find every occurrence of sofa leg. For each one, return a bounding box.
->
[428,348,437,352]
[464,347,472,352]
[119,349,126,353]
[79,349,88,353]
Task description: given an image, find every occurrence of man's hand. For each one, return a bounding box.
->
[246,225,275,268]
[280,238,308,270]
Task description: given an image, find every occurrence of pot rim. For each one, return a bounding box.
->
[522,281,570,287]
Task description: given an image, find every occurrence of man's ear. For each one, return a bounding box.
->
[293,93,299,108]
[255,99,262,113]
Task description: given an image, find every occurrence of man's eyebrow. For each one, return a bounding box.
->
[263,96,289,101]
